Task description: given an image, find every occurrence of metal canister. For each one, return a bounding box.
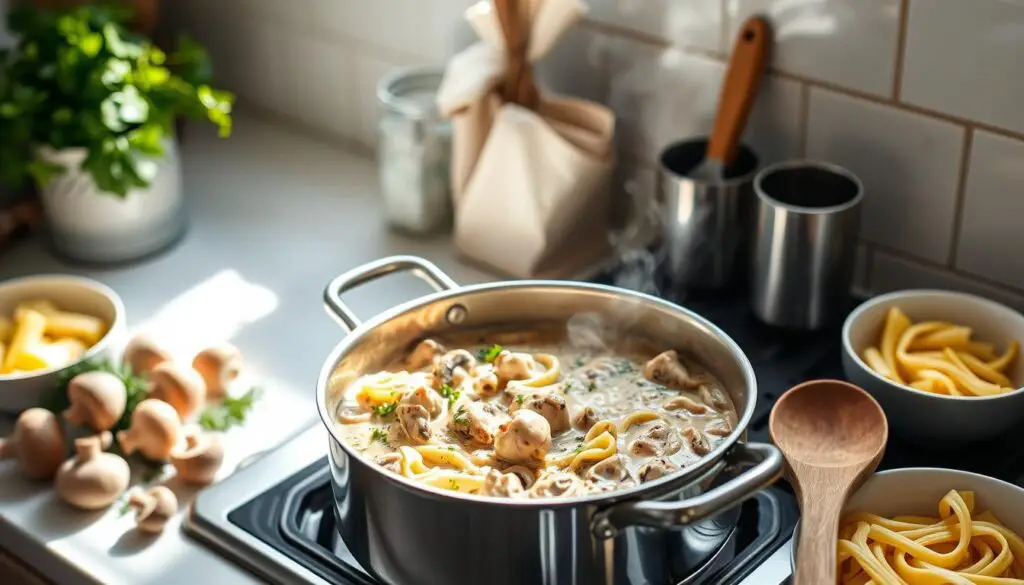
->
[657,139,759,289]
[749,160,864,330]
[377,69,452,235]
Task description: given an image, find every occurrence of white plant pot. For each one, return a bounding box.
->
[37,137,186,264]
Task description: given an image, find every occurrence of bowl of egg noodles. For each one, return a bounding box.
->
[791,467,1024,583]
[0,275,126,413]
[842,289,1024,443]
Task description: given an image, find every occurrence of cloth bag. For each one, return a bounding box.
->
[438,0,614,278]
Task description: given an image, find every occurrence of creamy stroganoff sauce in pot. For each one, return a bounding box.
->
[333,328,739,499]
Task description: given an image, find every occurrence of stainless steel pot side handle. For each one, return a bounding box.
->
[323,255,460,330]
[591,442,784,539]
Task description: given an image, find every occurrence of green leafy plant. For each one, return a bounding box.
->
[198,386,260,432]
[0,4,233,197]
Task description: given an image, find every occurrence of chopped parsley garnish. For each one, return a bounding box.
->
[615,361,636,374]
[573,444,585,454]
[446,445,457,451]
[370,427,388,443]
[587,381,597,392]
[448,478,460,491]
[573,356,586,368]
[372,401,399,417]
[477,344,504,363]
[438,384,460,408]
[515,393,526,405]
[453,406,470,425]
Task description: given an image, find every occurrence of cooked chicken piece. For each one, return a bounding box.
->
[401,385,443,418]
[449,401,504,445]
[663,395,710,414]
[638,458,678,483]
[573,406,597,431]
[699,385,730,411]
[510,393,569,434]
[474,371,499,396]
[705,420,733,437]
[407,339,445,370]
[683,427,711,455]
[585,455,630,484]
[433,350,477,388]
[395,404,431,444]
[643,350,699,390]
[627,421,682,457]
[495,410,552,464]
[480,469,525,498]
[528,471,583,498]
[376,453,402,474]
[494,351,538,383]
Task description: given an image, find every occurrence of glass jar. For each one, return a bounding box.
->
[377,69,453,235]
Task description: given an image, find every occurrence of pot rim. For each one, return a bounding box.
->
[316,278,759,508]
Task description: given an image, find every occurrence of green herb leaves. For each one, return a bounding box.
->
[452,406,469,426]
[198,387,260,432]
[370,427,388,444]
[515,393,526,405]
[477,344,503,363]
[438,384,460,408]
[0,5,235,197]
[372,401,399,418]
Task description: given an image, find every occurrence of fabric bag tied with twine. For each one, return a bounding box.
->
[437,0,615,279]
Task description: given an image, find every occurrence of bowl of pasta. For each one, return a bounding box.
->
[0,275,126,413]
[842,289,1024,443]
[791,467,1024,583]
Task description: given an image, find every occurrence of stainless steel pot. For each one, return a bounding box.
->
[317,256,783,585]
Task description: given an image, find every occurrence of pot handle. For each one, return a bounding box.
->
[323,255,460,330]
[591,442,783,539]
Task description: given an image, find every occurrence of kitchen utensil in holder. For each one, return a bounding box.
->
[437,0,615,278]
[750,160,864,330]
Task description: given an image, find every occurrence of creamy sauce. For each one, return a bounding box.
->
[335,332,738,499]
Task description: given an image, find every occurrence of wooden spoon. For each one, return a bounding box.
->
[769,379,888,585]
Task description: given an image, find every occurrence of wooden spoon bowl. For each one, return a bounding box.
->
[769,379,888,585]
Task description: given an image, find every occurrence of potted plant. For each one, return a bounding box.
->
[0,4,233,264]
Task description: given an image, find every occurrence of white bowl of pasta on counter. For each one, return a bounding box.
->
[0,275,126,413]
[791,468,1024,584]
[842,289,1024,443]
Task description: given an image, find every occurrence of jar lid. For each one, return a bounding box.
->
[377,68,445,121]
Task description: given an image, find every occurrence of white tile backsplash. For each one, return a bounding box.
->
[901,0,1024,135]
[171,0,1024,302]
[806,88,964,263]
[727,0,902,98]
[955,130,1024,289]
[872,251,1024,315]
[588,0,722,53]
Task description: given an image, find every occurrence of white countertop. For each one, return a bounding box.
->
[0,112,496,585]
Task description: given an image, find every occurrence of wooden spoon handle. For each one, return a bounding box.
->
[705,16,770,166]
[793,491,845,585]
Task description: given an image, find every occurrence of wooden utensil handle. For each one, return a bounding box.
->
[706,16,770,166]
[793,492,845,585]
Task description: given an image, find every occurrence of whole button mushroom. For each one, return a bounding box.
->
[126,486,177,533]
[122,334,172,377]
[63,371,127,431]
[0,408,66,480]
[170,428,224,485]
[191,343,243,400]
[148,363,206,421]
[56,431,130,510]
[117,399,182,461]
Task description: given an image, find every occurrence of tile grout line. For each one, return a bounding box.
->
[869,240,1024,299]
[891,0,910,101]
[946,126,975,268]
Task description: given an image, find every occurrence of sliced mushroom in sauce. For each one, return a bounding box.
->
[480,469,525,498]
[643,350,699,390]
[494,410,551,464]
[396,404,432,444]
[510,393,570,434]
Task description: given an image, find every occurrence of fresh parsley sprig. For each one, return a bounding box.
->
[372,401,399,417]
[438,384,460,408]
[198,386,260,432]
[477,344,503,363]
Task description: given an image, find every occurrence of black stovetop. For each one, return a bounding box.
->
[220,268,1024,585]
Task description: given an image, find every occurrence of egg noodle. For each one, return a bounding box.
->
[837,490,1024,584]
[862,307,1019,396]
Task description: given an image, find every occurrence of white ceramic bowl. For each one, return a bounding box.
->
[0,275,126,413]
[792,468,1024,569]
[842,289,1024,444]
